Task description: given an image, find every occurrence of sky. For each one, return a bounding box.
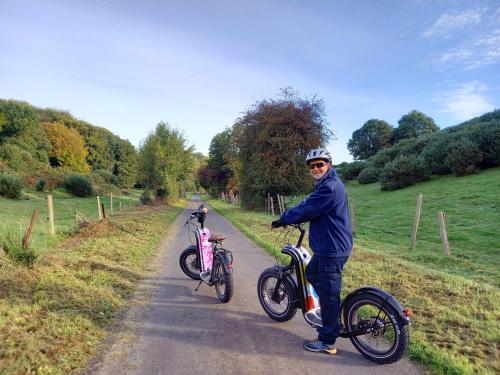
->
[1,0,499,163]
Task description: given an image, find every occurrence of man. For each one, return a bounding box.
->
[272,148,353,355]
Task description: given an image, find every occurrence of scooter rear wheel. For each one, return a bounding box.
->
[257,267,298,322]
[179,247,201,280]
[343,293,409,364]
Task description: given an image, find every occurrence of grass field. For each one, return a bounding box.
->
[0,188,142,252]
[206,167,500,375]
[344,167,500,287]
[0,199,186,374]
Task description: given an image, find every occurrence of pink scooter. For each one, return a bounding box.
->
[179,204,234,303]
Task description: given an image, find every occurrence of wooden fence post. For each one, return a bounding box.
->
[101,203,106,219]
[276,195,282,215]
[22,209,38,249]
[47,195,55,235]
[110,193,114,216]
[119,200,122,211]
[438,211,451,256]
[350,197,356,235]
[270,196,275,216]
[411,193,423,249]
[267,193,270,214]
[97,196,102,220]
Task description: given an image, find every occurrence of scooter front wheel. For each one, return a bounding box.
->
[213,254,233,303]
[179,247,201,280]
[257,267,298,322]
[343,293,409,364]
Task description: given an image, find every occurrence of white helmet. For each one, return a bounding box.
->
[306,148,332,164]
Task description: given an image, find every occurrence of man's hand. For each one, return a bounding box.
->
[271,219,283,229]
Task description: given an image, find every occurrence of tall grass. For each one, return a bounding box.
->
[0,226,38,266]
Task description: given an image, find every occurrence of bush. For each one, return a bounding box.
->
[380,155,430,191]
[36,179,47,192]
[0,227,38,266]
[89,169,117,186]
[358,166,380,184]
[368,148,397,169]
[473,122,500,168]
[421,137,452,175]
[338,161,366,181]
[0,173,23,199]
[63,174,94,197]
[445,138,482,176]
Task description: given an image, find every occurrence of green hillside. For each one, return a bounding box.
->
[345,167,500,287]
[0,99,138,188]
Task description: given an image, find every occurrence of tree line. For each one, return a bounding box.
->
[340,109,500,190]
[199,90,499,204]
[0,99,201,201]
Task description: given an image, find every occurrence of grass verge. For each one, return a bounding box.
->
[207,197,499,375]
[0,188,142,252]
[0,200,185,374]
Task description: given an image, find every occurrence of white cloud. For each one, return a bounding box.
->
[433,82,495,120]
[434,28,500,69]
[423,9,484,37]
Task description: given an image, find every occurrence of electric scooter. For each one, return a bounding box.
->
[179,204,234,303]
[257,224,411,364]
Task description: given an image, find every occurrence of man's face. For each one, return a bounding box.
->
[308,159,330,180]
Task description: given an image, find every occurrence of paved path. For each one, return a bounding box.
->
[89,197,422,375]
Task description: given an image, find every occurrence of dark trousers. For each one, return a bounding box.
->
[305,254,349,345]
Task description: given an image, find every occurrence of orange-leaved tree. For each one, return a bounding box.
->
[43,122,90,173]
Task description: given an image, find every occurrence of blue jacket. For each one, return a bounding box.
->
[280,167,353,257]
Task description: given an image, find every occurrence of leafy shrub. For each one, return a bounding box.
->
[35,179,47,192]
[338,161,366,181]
[89,169,117,186]
[380,155,430,191]
[0,173,23,199]
[358,166,380,184]
[0,143,25,171]
[420,137,452,175]
[368,148,397,169]
[0,143,46,176]
[0,227,38,266]
[445,138,482,176]
[473,122,500,168]
[63,174,94,197]
[392,136,432,158]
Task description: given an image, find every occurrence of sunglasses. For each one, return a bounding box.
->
[309,162,326,170]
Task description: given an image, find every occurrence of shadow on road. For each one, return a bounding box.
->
[131,275,383,369]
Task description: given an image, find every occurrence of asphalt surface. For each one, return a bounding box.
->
[89,197,423,375]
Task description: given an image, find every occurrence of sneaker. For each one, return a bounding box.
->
[303,339,337,355]
[200,270,211,283]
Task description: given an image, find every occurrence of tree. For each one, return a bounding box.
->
[137,122,191,201]
[43,122,90,173]
[234,88,332,208]
[0,100,50,163]
[111,139,137,189]
[347,119,393,160]
[391,110,439,145]
[204,129,239,196]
